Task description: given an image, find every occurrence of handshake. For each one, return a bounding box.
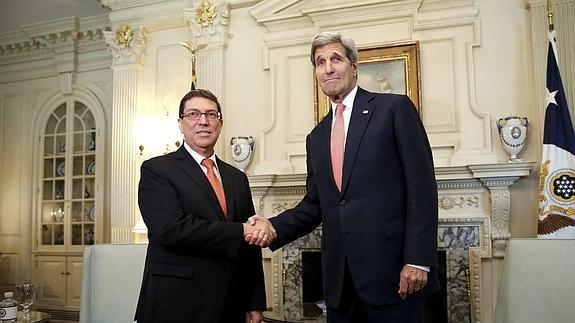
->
[242,215,276,247]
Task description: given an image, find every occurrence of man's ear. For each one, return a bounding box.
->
[178,119,184,133]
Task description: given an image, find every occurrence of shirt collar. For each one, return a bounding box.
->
[331,85,358,117]
[183,141,219,170]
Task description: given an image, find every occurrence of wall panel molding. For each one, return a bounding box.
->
[249,0,496,173]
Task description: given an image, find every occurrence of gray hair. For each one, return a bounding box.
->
[310,31,359,66]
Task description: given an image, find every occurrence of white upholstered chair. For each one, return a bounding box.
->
[80,244,147,323]
[494,238,575,323]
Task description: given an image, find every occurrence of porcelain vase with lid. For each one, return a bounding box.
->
[230,136,254,172]
[497,116,528,161]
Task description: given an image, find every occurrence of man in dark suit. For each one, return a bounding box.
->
[247,32,439,323]
[135,89,274,323]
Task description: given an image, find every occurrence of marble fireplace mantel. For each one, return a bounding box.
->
[248,161,535,323]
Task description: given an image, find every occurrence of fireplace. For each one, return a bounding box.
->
[283,228,467,322]
[422,250,448,323]
[273,221,483,322]
[301,250,324,318]
[251,161,534,322]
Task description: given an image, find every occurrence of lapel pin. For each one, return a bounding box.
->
[362,109,369,114]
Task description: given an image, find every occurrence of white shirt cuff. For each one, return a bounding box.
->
[407,264,430,272]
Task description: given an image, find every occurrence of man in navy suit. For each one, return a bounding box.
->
[248,32,439,323]
[135,89,275,323]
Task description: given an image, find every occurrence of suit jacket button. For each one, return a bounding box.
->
[339,199,346,206]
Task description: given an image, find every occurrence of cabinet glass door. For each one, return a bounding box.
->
[40,101,96,248]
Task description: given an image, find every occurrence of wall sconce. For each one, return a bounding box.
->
[135,105,182,157]
[164,141,181,154]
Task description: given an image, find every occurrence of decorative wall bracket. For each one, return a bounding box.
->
[480,177,520,258]
[466,162,535,257]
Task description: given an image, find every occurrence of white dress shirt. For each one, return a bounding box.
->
[330,85,358,139]
[183,141,222,181]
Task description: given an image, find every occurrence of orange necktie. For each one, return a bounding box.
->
[201,158,227,218]
[331,103,346,191]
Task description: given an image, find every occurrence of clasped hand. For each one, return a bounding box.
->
[243,215,276,247]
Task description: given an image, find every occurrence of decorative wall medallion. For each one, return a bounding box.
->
[271,201,298,214]
[439,196,479,210]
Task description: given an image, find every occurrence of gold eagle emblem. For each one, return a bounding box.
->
[196,0,217,25]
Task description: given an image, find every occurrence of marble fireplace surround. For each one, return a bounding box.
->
[249,161,534,323]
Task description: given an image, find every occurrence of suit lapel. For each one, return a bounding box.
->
[175,146,226,221]
[341,88,375,194]
[217,157,236,222]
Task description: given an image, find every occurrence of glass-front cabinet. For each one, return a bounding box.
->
[38,100,99,252]
[34,94,104,315]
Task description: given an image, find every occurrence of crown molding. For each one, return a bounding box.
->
[249,0,423,29]
[248,0,482,33]
[0,15,111,83]
[99,0,168,10]
[527,0,574,7]
[103,0,191,31]
[0,15,110,61]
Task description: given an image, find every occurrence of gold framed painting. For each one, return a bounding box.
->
[314,41,421,122]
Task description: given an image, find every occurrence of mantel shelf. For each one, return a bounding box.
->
[248,161,536,187]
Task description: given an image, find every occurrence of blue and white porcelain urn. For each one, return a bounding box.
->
[230,136,254,172]
[497,116,528,161]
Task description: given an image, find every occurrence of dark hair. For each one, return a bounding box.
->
[178,89,222,118]
[310,31,358,67]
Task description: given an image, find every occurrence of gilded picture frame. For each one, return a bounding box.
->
[314,41,421,123]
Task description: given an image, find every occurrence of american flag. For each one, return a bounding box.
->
[537,30,575,238]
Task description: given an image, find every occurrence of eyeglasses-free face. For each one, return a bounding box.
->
[178,97,223,157]
[314,42,357,103]
[180,110,222,121]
